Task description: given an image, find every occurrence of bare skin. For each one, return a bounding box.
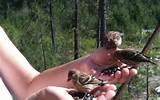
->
[0,26,137,100]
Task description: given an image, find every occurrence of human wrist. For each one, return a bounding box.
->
[71,56,92,74]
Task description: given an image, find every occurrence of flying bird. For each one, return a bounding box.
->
[67,69,108,93]
[114,49,156,66]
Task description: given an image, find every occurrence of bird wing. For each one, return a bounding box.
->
[114,24,160,100]
[78,74,103,86]
[78,74,92,85]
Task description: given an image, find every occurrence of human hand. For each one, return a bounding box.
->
[77,47,137,84]
[91,84,116,100]
[25,85,116,100]
[25,86,74,100]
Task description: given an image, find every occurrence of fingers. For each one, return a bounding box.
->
[118,68,137,83]
[91,84,116,95]
[103,90,116,100]
[114,71,121,80]
[97,90,116,100]
[101,68,138,84]
[129,68,138,77]
[95,68,137,100]
[119,68,130,83]
[94,85,116,100]
[26,87,74,100]
[103,84,117,91]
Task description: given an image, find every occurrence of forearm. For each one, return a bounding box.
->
[26,86,74,100]
[0,27,39,99]
[1,26,120,100]
[0,26,91,99]
[26,55,90,97]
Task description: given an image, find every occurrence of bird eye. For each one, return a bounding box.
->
[116,36,120,40]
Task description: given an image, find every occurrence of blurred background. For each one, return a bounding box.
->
[0,0,160,99]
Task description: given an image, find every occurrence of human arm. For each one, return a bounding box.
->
[0,26,137,100]
[0,26,39,99]
[25,85,116,100]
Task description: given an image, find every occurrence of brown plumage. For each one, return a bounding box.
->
[67,69,108,93]
[114,49,156,66]
[104,31,123,49]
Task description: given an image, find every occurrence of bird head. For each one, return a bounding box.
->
[67,69,79,81]
[104,31,123,49]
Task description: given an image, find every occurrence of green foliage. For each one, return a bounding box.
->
[0,0,160,99]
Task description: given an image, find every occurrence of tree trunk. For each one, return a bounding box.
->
[49,0,56,51]
[96,0,101,48]
[74,0,80,59]
[40,32,47,70]
[100,0,107,47]
[4,2,9,19]
[96,0,107,48]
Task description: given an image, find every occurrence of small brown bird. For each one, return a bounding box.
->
[114,49,156,66]
[67,69,108,93]
[104,31,123,49]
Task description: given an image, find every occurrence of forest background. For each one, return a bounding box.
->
[0,0,160,99]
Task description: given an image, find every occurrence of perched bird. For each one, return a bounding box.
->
[114,49,156,66]
[67,69,108,93]
[103,31,123,49]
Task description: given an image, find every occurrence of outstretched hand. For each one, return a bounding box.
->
[0,26,137,100]
[68,47,138,100]
[78,47,138,84]
[25,87,74,100]
[26,85,116,100]
[26,47,138,100]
